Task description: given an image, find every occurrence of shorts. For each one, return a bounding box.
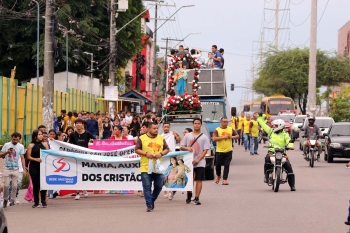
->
[194,167,205,181]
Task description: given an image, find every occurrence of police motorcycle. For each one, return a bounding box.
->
[303,133,318,168]
[263,137,294,192]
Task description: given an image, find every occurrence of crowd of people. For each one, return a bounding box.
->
[0,106,302,213]
[168,45,225,69]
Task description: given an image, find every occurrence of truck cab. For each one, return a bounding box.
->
[186,69,230,137]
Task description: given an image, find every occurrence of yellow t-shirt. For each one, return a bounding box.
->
[243,120,251,134]
[251,120,259,137]
[238,117,245,130]
[230,117,237,130]
[216,126,233,153]
[63,116,76,132]
[139,134,164,173]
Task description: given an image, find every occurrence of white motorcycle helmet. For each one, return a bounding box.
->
[272,119,285,132]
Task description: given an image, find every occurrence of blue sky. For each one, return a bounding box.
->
[145,0,350,110]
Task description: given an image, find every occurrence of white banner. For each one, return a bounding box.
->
[40,146,194,191]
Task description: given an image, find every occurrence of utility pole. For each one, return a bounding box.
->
[275,0,279,50]
[264,1,289,51]
[151,3,158,113]
[109,0,117,112]
[42,0,55,130]
[251,65,255,102]
[308,0,317,113]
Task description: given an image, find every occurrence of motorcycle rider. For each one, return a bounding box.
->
[257,114,296,191]
[302,115,322,161]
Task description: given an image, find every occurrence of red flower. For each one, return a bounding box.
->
[180,55,184,59]
[189,106,193,109]
[173,107,177,111]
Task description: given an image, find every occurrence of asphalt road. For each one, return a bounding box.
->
[5,140,350,233]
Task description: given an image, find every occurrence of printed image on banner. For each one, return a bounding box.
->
[163,155,191,188]
[45,155,78,185]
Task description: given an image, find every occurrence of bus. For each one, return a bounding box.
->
[260,94,296,118]
[243,102,251,112]
[251,101,261,112]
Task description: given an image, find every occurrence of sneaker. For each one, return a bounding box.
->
[53,192,59,198]
[32,204,40,208]
[250,153,254,155]
[186,196,192,204]
[9,201,15,206]
[146,206,152,212]
[42,203,47,208]
[254,153,259,155]
[168,192,174,200]
[3,200,7,208]
[264,176,268,183]
[83,191,88,198]
[291,186,296,191]
[193,198,201,205]
[75,194,80,200]
[15,197,19,204]
[151,202,155,210]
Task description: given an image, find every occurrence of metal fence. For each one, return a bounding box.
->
[0,76,109,146]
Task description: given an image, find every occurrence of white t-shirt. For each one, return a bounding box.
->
[18,157,23,173]
[126,135,134,140]
[205,58,215,69]
[1,142,25,170]
[162,132,176,152]
[125,116,133,124]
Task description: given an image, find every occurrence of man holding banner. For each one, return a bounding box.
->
[181,118,210,206]
[135,122,169,212]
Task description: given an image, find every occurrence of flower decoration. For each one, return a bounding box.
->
[164,94,202,114]
[167,53,201,96]
[164,53,202,115]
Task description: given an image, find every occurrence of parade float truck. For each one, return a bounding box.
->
[162,55,234,180]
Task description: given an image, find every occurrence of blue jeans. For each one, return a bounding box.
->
[9,172,23,199]
[250,136,259,154]
[141,172,164,207]
[243,134,250,150]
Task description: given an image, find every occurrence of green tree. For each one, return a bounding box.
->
[253,48,350,114]
[329,86,350,122]
[0,0,144,83]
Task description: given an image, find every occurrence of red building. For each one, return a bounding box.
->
[131,10,155,100]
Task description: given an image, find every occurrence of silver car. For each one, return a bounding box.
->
[299,117,335,151]
[291,115,307,140]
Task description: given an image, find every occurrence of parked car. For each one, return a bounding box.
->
[291,115,307,140]
[269,115,293,134]
[158,120,215,180]
[298,116,335,151]
[324,122,350,163]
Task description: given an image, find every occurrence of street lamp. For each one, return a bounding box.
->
[31,0,40,86]
[58,23,75,90]
[173,32,201,48]
[155,5,195,33]
[84,52,94,94]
